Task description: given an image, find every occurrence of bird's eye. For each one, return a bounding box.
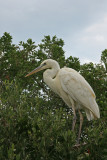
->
[44,63,46,65]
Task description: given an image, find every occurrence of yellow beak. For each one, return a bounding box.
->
[25,65,43,77]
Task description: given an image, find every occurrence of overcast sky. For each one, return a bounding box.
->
[0,0,107,64]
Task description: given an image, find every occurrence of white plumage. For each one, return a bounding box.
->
[25,59,100,144]
[59,68,100,120]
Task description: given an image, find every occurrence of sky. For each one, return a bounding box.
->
[0,0,107,64]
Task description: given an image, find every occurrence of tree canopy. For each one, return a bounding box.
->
[0,32,107,160]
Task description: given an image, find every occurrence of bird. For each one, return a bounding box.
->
[25,59,100,144]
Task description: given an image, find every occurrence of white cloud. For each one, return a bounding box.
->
[80,58,99,65]
[0,0,107,64]
[85,16,107,33]
[83,15,107,42]
[65,14,107,63]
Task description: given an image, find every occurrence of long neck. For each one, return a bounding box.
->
[43,66,60,89]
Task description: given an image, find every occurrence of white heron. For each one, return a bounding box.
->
[25,59,100,144]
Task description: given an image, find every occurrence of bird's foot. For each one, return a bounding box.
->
[73,142,87,148]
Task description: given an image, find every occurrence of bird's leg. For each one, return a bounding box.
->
[69,99,76,131]
[72,108,76,131]
[72,114,77,131]
[77,109,83,144]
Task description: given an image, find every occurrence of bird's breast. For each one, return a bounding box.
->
[54,77,72,107]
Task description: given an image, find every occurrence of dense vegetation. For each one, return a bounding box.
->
[0,32,107,160]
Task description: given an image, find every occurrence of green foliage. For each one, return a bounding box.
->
[0,32,107,159]
[101,49,107,71]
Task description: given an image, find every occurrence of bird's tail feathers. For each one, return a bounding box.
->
[85,110,94,121]
[91,100,100,119]
[86,100,100,121]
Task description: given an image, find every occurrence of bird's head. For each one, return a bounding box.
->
[25,59,59,77]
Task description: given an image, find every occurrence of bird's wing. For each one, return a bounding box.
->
[59,68,99,117]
